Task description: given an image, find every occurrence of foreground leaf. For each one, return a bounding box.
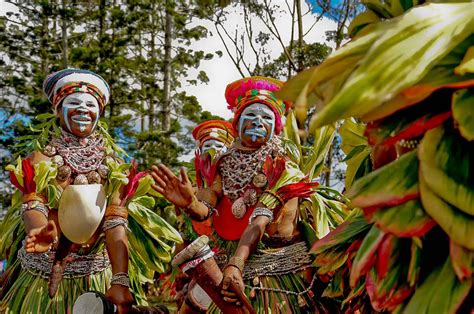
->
[452,88,474,141]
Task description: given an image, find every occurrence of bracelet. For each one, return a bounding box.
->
[249,207,274,224]
[105,205,128,219]
[111,272,130,288]
[225,256,245,274]
[262,190,283,208]
[201,199,218,219]
[21,201,49,218]
[186,194,200,212]
[22,192,47,204]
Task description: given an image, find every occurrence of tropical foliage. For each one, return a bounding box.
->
[279,0,474,312]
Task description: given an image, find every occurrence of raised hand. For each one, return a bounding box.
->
[151,164,194,208]
[25,220,58,253]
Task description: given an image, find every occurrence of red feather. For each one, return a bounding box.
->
[9,159,37,194]
[276,181,319,203]
[263,156,286,189]
[120,160,147,205]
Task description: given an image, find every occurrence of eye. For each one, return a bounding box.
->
[247,113,256,117]
[68,102,79,106]
[86,103,96,108]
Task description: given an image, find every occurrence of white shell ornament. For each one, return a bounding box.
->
[58,184,107,244]
[231,197,247,219]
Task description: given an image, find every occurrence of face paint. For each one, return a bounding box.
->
[201,139,227,155]
[59,93,100,137]
[238,103,276,148]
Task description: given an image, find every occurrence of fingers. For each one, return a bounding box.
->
[180,167,191,185]
[151,171,167,188]
[223,296,239,303]
[222,276,230,290]
[151,184,165,195]
[221,289,237,298]
[158,164,175,180]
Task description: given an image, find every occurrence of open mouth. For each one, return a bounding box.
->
[244,128,266,137]
[71,115,92,124]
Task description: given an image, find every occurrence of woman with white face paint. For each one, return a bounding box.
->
[152,77,319,313]
[1,69,180,313]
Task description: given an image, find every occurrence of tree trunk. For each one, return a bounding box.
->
[61,0,68,68]
[295,0,304,72]
[162,0,173,132]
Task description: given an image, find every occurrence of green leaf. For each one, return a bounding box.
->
[454,45,474,75]
[452,88,474,141]
[403,257,472,313]
[419,126,474,215]
[449,241,473,281]
[128,200,182,244]
[347,150,419,209]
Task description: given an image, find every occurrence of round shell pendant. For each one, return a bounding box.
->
[87,171,101,184]
[98,164,109,179]
[43,145,57,157]
[252,173,267,188]
[243,189,258,206]
[231,197,247,219]
[74,174,88,185]
[52,155,64,167]
[57,165,72,182]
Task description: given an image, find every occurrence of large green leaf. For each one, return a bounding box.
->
[419,174,474,250]
[279,3,474,128]
[303,124,336,180]
[362,35,474,121]
[403,257,472,313]
[347,150,419,209]
[418,126,474,215]
[452,88,474,141]
[371,199,435,237]
[282,110,302,162]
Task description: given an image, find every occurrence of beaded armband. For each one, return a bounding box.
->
[225,256,245,274]
[103,217,128,232]
[110,272,130,288]
[21,193,49,218]
[201,199,218,219]
[249,207,274,224]
[105,205,128,220]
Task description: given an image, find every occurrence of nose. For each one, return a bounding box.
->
[76,101,89,112]
[251,117,264,128]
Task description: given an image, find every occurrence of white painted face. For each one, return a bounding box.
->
[238,103,276,147]
[59,93,100,137]
[201,139,227,155]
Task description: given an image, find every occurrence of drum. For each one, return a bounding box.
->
[172,236,255,314]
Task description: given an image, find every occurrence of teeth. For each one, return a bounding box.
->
[71,115,92,123]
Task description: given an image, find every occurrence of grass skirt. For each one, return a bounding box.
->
[0,257,111,313]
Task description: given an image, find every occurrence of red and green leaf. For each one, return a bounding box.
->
[419,125,474,216]
[350,225,386,287]
[403,257,472,313]
[370,199,436,237]
[450,240,473,281]
[347,150,419,210]
[452,88,474,141]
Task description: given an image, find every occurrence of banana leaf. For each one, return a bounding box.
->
[362,35,474,121]
[452,88,474,141]
[283,110,302,160]
[350,225,386,287]
[313,248,348,272]
[403,257,472,314]
[449,240,473,281]
[371,199,436,237]
[302,124,336,179]
[311,214,371,254]
[348,10,381,37]
[347,150,419,210]
[128,217,170,273]
[128,197,182,243]
[419,174,474,250]
[418,125,474,215]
